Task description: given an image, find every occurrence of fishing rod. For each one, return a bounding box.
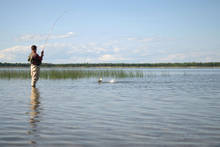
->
[42,11,69,52]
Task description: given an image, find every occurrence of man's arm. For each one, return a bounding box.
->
[28,55,31,62]
[40,50,44,61]
[28,53,34,62]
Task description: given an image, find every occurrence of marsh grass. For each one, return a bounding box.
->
[0,69,144,79]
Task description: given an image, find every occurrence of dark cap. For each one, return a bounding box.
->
[31,45,37,50]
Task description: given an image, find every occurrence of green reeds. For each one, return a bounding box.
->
[0,69,144,79]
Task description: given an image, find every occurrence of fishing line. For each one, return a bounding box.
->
[42,10,69,51]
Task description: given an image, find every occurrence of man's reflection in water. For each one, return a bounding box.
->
[29,87,41,145]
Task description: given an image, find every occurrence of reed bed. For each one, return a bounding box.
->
[0,69,144,79]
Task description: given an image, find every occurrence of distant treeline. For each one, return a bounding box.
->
[0,62,220,68]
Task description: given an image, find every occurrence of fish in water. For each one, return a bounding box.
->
[109,79,115,83]
[98,78,115,83]
[98,78,102,83]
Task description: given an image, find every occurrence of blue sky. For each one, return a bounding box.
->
[0,0,219,63]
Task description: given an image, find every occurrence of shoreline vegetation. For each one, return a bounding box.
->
[0,70,144,79]
[0,62,219,79]
[0,62,220,68]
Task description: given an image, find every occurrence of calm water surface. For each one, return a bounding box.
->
[0,68,220,147]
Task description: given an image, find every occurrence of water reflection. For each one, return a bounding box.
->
[29,87,41,145]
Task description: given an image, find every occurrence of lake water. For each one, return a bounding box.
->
[0,68,220,147]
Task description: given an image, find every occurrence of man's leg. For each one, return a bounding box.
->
[31,65,39,87]
[31,65,35,87]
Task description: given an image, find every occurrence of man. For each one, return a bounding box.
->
[28,45,44,87]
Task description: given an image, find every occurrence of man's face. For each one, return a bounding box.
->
[32,49,37,53]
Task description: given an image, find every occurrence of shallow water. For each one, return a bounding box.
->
[0,68,220,147]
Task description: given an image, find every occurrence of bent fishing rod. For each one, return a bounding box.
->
[42,11,69,52]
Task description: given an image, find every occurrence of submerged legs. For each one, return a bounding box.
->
[31,65,40,87]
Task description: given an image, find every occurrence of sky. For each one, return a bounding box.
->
[0,0,219,63]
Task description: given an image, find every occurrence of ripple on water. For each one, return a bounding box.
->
[0,68,220,146]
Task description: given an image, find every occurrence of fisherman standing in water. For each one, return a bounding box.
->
[28,45,44,87]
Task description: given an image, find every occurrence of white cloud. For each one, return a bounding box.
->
[16,32,76,42]
[157,51,220,62]
[139,37,154,42]
[0,36,162,63]
[113,47,120,53]
[98,54,126,61]
[0,45,28,53]
[127,37,137,41]
[159,53,186,62]
[2,34,219,63]
[99,54,115,61]
[0,45,29,62]
[0,54,6,60]
[127,37,155,43]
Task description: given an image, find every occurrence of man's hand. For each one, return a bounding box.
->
[41,50,44,57]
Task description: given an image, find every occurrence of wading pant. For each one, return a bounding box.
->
[31,64,40,87]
